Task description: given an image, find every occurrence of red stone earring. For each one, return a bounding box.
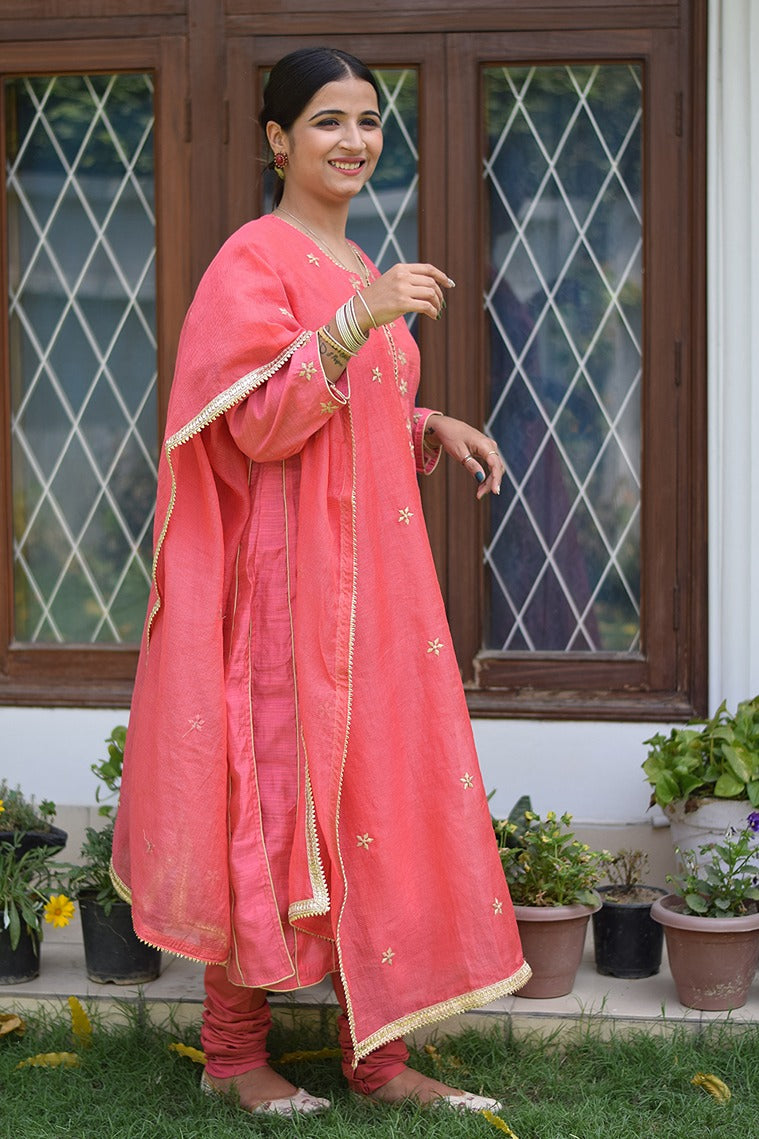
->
[273,152,288,179]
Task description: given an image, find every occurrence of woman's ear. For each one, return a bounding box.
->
[266,121,287,154]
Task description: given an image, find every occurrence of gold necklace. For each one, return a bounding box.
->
[276,207,368,285]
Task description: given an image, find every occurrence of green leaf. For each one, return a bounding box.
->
[713,772,745,798]
[8,902,20,951]
[652,771,680,806]
[722,744,754,784]
[684,893,708,914]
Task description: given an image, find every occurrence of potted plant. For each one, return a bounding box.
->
[651,814,759,1010]
[0,780,67,857]
[642,697,759,864]
[0,836,73,984]
[495,801,612,998]
[66,727,160,984]
[591,849,667,978]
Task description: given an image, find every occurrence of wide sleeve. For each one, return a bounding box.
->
[225,336,350,462]
[163,226,352,456]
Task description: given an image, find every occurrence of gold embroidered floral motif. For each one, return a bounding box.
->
[492,898,503,915]
[350,277,362,291]
[381,948,395,966]
[279,307,293,317]
[371,367,382,383]
[399,379,408,395]
[398,508,413,525]
[405,419,412,433]
[427,638,443,656]
[307,253,320,265]
[398,349,408,366]
[298,362,316,380]
[183,715,205,736]
[357,833,374,850]
[460,773,474,789]
[320,400,338,415]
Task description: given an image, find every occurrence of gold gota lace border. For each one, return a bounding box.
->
[352,962,534,1065]
[145,331,313,646]
[332,401,362,1058]
[288,760,331,921]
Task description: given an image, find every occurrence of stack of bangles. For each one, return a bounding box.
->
[318,295,373,360]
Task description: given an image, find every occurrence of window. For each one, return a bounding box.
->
[0,5,703,717]
[0,35,189,705]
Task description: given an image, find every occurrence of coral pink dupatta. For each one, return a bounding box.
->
[112,215,529,1061]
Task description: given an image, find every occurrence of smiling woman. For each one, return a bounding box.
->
[111,45,528,1119]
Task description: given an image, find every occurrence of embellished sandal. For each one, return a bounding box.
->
[433,1092,504,1112]
[200,1070,331,1116]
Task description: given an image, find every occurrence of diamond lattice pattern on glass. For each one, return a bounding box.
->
[6,74,157,644]
[484,64,642,653]
[349,69,418,326]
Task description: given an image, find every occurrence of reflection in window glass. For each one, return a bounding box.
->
[483,64,642,652]
[5,74,157,643]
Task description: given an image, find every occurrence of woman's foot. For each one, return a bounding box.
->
[201,1065,330,1115]
[364,1066,503,1112]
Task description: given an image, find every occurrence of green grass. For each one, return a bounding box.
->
[1,1003,758,1138]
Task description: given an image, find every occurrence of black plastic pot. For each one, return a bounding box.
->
[79,896,161,985]
[0,924,40,985]
[0,826,67,858]
[592,885,667,978]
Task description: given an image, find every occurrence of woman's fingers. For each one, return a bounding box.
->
[362,263,455,326]
[462,442,504,498]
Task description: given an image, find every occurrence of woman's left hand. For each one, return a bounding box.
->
[425,414,505,499]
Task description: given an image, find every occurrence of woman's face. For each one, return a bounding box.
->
[269,76,383,205]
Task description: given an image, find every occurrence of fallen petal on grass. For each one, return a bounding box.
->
[67,996,92,1048]
[168,1042,206,1065]
[16,1051,80,1069]
[0,1013,25,1038]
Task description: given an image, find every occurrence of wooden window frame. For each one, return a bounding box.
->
[0,34,190,707]
[441,13,706,721]
[0,2,705,720]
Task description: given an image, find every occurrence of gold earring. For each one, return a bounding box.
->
[273,152,288,180]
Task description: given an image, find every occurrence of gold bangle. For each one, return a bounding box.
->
[319,326,354,359]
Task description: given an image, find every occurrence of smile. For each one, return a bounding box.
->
[329,160,365,173]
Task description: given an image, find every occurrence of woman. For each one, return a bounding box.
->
[112,46,529,1117]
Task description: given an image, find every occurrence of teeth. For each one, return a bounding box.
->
[331,161,363,171]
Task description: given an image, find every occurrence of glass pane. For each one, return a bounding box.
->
[5,73,157,644]
[348,68,419,270]
[483,64,642,653]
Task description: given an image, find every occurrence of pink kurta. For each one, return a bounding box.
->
[112,214,529,1061]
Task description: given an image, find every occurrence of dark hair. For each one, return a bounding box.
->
[259,47,380,204]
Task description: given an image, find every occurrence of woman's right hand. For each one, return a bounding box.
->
[357,263,455,330]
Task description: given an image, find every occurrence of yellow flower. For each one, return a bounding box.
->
[44,894,75,929]
[0,799,4,814]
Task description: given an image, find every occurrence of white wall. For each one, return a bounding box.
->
[707,0,759,709]
[2,2,757,827]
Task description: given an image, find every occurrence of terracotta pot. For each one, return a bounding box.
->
[514,901,599,998]
[651,892,759,1010]
[664,799,751,868]
[592,885,667,979]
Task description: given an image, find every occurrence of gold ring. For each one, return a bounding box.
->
[462,453,475,465]
[487,450,498,457]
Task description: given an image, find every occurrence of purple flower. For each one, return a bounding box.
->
[747,811,759,833]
